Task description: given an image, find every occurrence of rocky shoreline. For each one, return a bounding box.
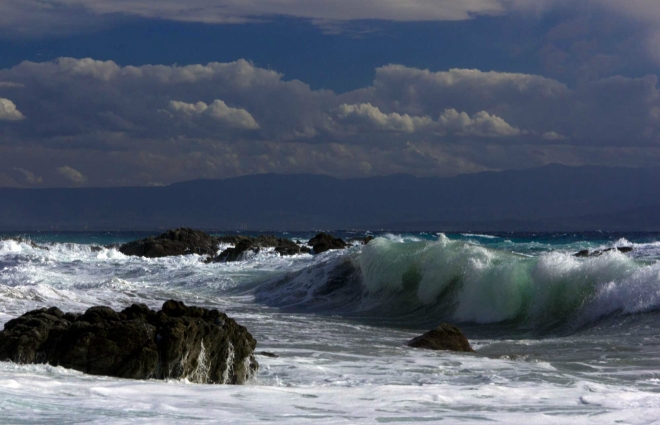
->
[117,227,365,262]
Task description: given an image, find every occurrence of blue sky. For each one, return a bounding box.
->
[1,1,660,187]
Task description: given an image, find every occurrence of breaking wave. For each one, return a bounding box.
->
[256,235,660,331]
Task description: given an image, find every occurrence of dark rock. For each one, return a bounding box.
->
[256,351,279,358]
[575,246,633,257]
[119,228,219,258]
[407,324,475,353]
[216,235,310,262]
[308,233,347,254]
[0,300,258,384]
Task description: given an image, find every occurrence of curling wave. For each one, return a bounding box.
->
[255,234,660,331]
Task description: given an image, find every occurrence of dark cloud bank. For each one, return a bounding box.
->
[0,57,660,187]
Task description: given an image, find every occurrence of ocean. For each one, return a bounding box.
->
[1,231,660,424]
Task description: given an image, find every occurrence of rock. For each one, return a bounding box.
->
[0,300,258,384]
[119,228,219,258]
[308,233,347,254]
[216,235,310,262]
[575,246,633,257]
[407,324,475,353]
[256,351,279,358]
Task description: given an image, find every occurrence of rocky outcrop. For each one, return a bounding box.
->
[407,324,475,353]
[117,228,362,261]
[119,228,220,258]
[216,235,310,262]
[308,233,347,254]
[575,246,633,257]
[0,300,258,384]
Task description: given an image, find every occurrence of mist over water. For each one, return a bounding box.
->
[1,231,660,423]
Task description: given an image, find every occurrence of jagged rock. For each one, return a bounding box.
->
[0,300,258,384]
[575,246,633,257]
[407,324,475,353]
[308,233,347,254]
[119,228,219,258]
[216,235,310,262]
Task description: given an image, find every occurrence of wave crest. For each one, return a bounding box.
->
[256,235,660,330]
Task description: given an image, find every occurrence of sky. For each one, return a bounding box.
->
[1,1,660,187]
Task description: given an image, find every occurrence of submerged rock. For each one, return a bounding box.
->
[308,233,347,254]
[407,324,475,353]
[119,228,219,258]
[0,300,258,384]
[574,246,633,257]
[215,235,310,262]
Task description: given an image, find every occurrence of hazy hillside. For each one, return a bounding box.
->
[0,164,658,231]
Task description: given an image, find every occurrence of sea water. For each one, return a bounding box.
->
[0,231,660,424]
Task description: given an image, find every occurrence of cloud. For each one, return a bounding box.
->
[1,57,657,146]
[12,167,42,184]
[506,1,660,66]
[167,100,260,129]
[335,103,433,133]
[335,103,521,136]
[542,131,567,140]
[345,64,658,142]
[0,82,24,88]
[0,57,658,185]
[437,109,522,137]
[56,166,87,183]
[0,0,506,37]
[0,98,25,121]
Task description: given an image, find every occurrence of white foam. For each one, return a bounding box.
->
[461,233,500,239]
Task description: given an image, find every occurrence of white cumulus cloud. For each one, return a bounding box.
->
[336,103,434,133]
[542,131,568,140]
[438,109,522,137]
[168,99,260,129]
[0,98,25,121]
[12,167,42,184]
[57,166,87,183]
[335,103,521,137]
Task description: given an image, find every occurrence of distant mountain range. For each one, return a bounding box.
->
[0,164,659,231]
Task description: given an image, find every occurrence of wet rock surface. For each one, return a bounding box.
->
[215,235,311,262]
[308,233,347,254]
[118,228,361,262]
[0,300,258,384]
[119,228,220,258]
[407,324,475,353]
[575,246,633,257]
